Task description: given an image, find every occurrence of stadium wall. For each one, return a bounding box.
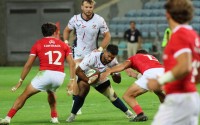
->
[0,0,111,66]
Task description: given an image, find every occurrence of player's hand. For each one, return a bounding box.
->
[147,78,162,92]
[66,82,74,96]
[66,80,79,96]
[11,81,23,92]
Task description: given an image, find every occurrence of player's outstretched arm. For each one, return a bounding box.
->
[11,55,36,92]
[101,61,131,81]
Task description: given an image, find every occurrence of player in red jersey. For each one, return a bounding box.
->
[0,23,76,124]
[101,49,165,122]
[147,0,200,125]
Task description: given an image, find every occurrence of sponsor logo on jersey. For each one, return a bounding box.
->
[49,40,55,44]
[92,25,97,29]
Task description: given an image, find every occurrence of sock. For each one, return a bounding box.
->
[132,105,143,115]
[7,108,17,118]
[51,110,58,118]
[112,98,128,112]
[71,95,85,115]
[125,109,133,116]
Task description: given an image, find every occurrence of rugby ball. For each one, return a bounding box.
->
[85,69,100,84]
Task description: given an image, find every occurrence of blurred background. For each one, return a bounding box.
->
[0,0,199,66]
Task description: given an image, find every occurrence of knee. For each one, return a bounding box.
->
[104,87,117,101]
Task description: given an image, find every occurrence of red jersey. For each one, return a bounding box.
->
[163,25,200,94]
[128,54,163,74]
[30,37,72,72]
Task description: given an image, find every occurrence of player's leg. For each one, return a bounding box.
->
[0,83,40,124]
[95,80,134,118]
[66,80,90,122]
[47,91,59,124]
[153,90,165,103]
[70,59,82,115]
[123,83,148,122]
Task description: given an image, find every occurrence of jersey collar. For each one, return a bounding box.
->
[173,24,192,33]
[81,13,94,22]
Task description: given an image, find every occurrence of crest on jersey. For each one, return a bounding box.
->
[49,40,55,44]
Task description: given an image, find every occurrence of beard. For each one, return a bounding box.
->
[84,11,93,17]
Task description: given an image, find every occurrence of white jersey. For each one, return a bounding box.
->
[79,51,118,72]
[68,13,109,53]
[79,51,118,84]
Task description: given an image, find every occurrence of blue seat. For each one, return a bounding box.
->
[142,42,153,52]
[118,41,127,56]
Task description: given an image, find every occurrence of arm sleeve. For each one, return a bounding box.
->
[99,17,109,34]
[67,16,75,30]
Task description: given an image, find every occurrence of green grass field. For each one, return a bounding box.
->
[0,66,199,125]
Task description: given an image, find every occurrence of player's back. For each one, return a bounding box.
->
[31,37,71,72]
[164,26,199,94]
[128,54,163,74]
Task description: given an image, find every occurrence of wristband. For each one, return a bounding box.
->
[19,78,23,82]
[64,40,69,44]
[111,73,119,76]
[98,47,103,52]
[158,71,175,85]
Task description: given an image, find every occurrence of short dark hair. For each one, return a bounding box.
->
[136,49,148,54]
[164,0,194,24]
[130,21,135,24]
[41,23,57,37]
[106,44,118,55]
[82,0,96,5]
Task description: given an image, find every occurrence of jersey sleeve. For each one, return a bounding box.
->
[67,16,75,30]
[170,30,192,58]
[79,53,96,71]
[30,42,38,56]
[99,17,109,34]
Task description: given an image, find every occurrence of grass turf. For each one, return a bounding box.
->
[0,66,199,125]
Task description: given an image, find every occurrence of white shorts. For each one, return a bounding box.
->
[135,68,164,90]
[31,70,66,92]
[152,92,200,125]
[73,47,92,60]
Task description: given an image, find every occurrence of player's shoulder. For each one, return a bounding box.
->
[71,14,82,20]
[93,14,105,20]
[87,51,101,57]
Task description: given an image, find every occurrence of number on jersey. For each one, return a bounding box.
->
[45,51,62,65]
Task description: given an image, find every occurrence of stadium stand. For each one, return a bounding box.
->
[108,0,200,59]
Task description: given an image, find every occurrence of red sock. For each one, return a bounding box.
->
[7,108,17,118]
[132,105,143,115]
[51,110,58,118]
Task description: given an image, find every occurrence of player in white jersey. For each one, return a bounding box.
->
[63,0,110,115]
[66,44,134,122]
[63,0,110,61]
